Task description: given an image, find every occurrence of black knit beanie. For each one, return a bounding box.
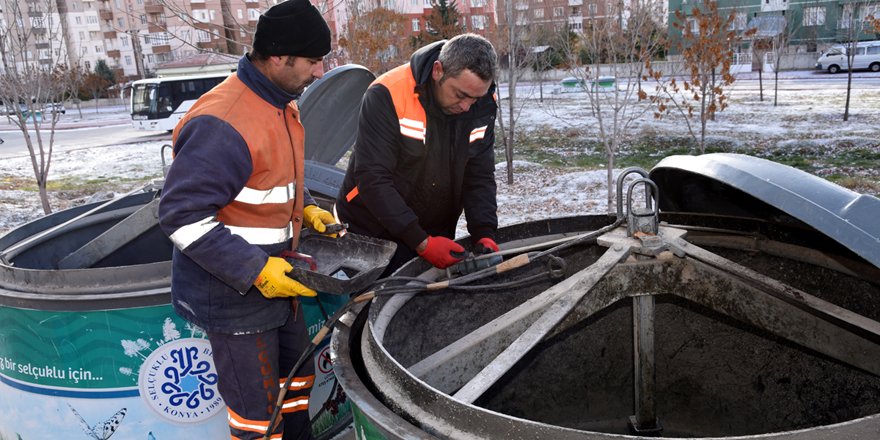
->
[252,0,331,58]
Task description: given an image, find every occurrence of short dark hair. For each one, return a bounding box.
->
[438,33,497,82]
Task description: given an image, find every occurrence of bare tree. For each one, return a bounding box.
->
[768,15,799,107]
[338,0,411,74]
[0,0,70,214]
[557,0,667,209]
[645,0,753,154]
[841,0,879,121]
[493,0,551,184]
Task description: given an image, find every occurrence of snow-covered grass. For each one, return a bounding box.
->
[1,75,879,237]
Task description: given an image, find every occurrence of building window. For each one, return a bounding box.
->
[412,18,420,31]
[237,9,243,19]
[803,6,825,26]
[470,0,485,6]
[125,55,132,65]
[197,29,211,42]
[75,16,82,24]
[571,6,580,15]
[140,14,147,24]
[147,54,155,63]
[121,36,129,47]
[553,6,563,17]
[87,15,98,24]
[144,34,150,45]
[85,60,91,70]
[117,17,124,27]
[471,14,487,29]
[151,32,170,45]
[95,45,103,53]
[687,17,698,33]
[587,3,597,15]
[79,31,85,39]
[247,9,259,20]
[534,8,544,18]
[732,12,746,30]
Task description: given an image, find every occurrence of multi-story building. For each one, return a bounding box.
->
[668,0,880,54]
[1,0,347,81]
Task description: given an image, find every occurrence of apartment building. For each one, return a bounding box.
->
[2,0,344,81]
[668,0,880,53]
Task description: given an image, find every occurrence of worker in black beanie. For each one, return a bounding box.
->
[159,0,336,440]
[252,0,332,58]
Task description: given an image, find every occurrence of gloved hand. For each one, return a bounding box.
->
[474,237,499,255]
[417,236,465,269]
[254,257,317,298]
[303,205,337,237]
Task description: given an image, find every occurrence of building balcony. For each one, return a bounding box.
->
[99,9,113,20]
[103,30,117,38]
[148,23,165,33]
[152,44,171,54]
[245,0,259,5]
[568,0,583,5]
[197,41,217,49]
[515,2,529,10]
[195,22,213,30]
[106,49,121,58]
[28,10,45,17]
[190,1,207,9]
[144,2,164,14]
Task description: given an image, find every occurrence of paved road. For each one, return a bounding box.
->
[0,124,171,159]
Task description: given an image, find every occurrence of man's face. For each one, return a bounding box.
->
[431,61,491,115]
[275,55,324,95]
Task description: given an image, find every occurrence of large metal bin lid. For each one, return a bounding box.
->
[299,64,375,165]
[650,153,880,268]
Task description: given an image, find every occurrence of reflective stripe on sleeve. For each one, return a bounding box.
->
[234,182,295,205]
[169,216,219,250]
[399,118,426,141]
[227,222,293,245]
[469,125,488,143]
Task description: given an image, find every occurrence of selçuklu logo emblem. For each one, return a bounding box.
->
[139,338,225,423]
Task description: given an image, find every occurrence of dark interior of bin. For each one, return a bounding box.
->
[380,214,880,438]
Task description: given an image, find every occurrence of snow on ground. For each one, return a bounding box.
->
[1,74,879,237]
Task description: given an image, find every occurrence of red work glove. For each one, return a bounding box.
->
[474,237,499,255]
[417,236,465,269]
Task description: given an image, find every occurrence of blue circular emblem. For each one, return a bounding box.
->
[139,338,225,423]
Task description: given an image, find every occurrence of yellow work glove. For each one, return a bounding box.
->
[254,257,317,298]
[303,204,337,237]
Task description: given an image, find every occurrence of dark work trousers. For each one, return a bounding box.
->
[208,299,315,440]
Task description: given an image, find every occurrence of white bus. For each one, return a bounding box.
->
[815,40,880,74]
[130,73,229,131]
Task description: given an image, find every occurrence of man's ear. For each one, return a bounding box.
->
[431,60,444,82]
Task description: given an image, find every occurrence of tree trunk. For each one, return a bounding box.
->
[38,181,52,214]
[758,69,763,102]
[773,68,779,107]
[843,69,853,121]
[606,152,615,215]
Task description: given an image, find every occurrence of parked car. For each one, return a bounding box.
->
[42,103,66,115]
[815,40,880,73]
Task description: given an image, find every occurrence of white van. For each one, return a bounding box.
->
[815,40,880,73]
